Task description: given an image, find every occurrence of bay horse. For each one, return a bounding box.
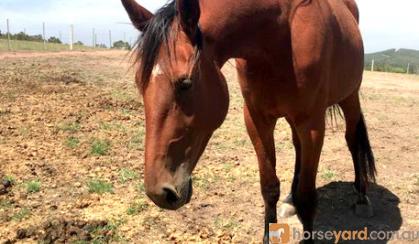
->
[121,0,376,242]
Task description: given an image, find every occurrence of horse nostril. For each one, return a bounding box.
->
[163,187,180,205]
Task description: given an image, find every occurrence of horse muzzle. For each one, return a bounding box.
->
[146,178,193,210]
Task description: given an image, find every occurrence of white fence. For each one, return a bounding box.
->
[1,18,136,51]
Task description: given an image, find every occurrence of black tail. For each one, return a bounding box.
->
[355,114,377,184]
[327,105,343,130]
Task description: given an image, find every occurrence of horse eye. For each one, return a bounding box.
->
[176,78,193,92]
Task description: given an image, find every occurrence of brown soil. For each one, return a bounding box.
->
[0,51,418,243]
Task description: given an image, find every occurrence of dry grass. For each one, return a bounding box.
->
[0,51,418,243]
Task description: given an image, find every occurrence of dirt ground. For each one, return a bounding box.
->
[0,51,418,243]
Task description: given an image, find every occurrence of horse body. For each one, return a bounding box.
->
[121,0,375,242]
[199,0,364,118]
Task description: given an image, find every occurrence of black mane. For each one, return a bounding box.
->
[135,1,177,90]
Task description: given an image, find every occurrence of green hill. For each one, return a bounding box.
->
[364,48,419,74]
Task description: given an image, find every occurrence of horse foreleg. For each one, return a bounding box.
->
[293,112,325,241]
[279,120,300,218]
[244,105,279,244]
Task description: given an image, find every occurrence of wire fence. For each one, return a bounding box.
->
[0,19,136,51]
[367,59,418,75]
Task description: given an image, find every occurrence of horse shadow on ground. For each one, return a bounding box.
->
[313,181,402,243]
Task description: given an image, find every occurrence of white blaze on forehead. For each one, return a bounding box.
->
[151,64,164,78]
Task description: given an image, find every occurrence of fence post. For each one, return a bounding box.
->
[371,59,375,72]
[43,22,47,50]
[6,19,11,51]
[69,25,74,50]
[109,30,112,49]
[406,63,410,74]
[92,28,95,48]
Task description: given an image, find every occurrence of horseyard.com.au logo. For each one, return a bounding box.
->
[269,224,290,244]
[269,223,419,243]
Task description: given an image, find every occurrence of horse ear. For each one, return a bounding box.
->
[121,0,154,32]
[176,0,200,38]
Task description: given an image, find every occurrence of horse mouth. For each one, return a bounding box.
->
[185,178,193,204]
[149,178,193,211]
[171,178,193,210]
[172,178,193,210]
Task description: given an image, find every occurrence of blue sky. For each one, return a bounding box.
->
[0,0,418,53]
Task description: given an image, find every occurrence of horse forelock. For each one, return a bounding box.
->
[134,1,177,91]
[134,0,203,92]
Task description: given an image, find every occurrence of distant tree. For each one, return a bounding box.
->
[10,32,42,42]
[48,36,62,44]
[14,32,30,41]
[30,34,44,42]
[75,41,84,46]
[113,40,131,50]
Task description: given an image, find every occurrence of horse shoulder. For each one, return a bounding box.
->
[289,0,332,88]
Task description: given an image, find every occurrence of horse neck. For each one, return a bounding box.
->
[200,0,292,65]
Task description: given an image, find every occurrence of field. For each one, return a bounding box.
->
[0,39,104,52]
[0,51,418,243]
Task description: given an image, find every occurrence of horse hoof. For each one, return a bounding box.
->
[279,194,297,218]
[263,234,269,244]
[354,196,374,218]
[279,202,296,218]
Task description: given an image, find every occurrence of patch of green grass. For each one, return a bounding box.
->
[65,136,80,149]
[111,90,135,102]
[87,220,126,243]
[87,179,114,194]
[223,163,235,171]
[58,121,81,133]
[11,208,31,221]
[121,109,132,116]
[0,200,12,209]
[128,130,145,150]
[19,127,31,137]
[214,217,239,230]
[90,139,111,156]
[3,175,15,185]
[119,168,138,183]
[136,182,145,193]
[321,169,336,181]
[234,138,248,147]
[127,200,149,215]
[116,124,128,133]
[99,122,113,131]
[193,174,212,190]
[26,180,41,193]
